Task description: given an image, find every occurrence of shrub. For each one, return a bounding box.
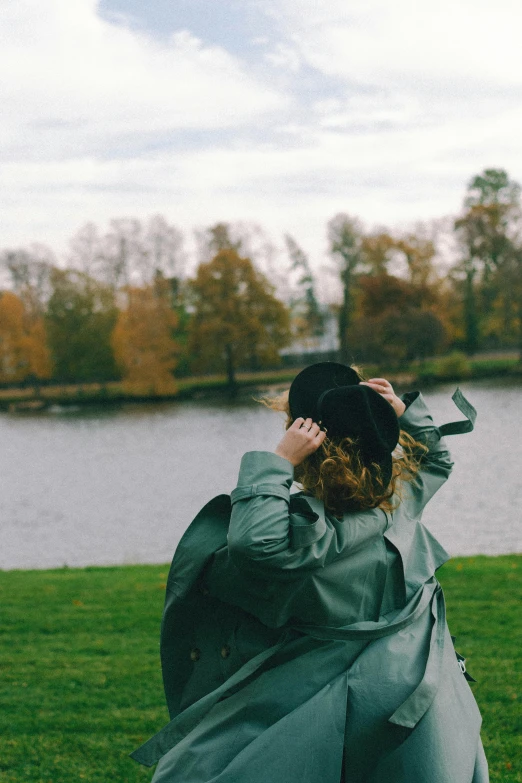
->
[434,351,472,379]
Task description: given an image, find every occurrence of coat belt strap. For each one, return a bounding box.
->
[438,388,477,436]
[388,585,446,728]
[291,577,438,642]
[292,580,447,730]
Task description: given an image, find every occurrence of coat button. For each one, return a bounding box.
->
[220,645,231,659]
[199,583,210,596]
[190,648,201,662]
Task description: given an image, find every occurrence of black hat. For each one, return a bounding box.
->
[288,362,400,487]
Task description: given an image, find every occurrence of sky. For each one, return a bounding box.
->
[1,0,522,284]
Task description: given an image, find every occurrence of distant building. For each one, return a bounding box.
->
[280,307,339,366]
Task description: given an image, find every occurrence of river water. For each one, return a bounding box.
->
[1,378,521,570]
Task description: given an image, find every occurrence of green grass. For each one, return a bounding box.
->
[416,353,521,383]
[0,556,521,782]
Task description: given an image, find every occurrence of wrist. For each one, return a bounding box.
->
[274,448,298,467]
[395,399,406,417]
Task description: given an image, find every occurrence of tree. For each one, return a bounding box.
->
[327,214,364,362]
[395,233,437,288]
[99,218,150,289]
[68,217,186,289]
[188,249,291,390]
[111,279,178,394]
[360,231,396,276]
[514,249,522,360]
[194,222,243,263]
[1,245,54,316]
[145,215,185,281]
[285,235,324,339]
[347,274,446,364]
[0,291,52,384]
[0,247,54,385]
[454,168,522,354]
[46,270,118,383]
[68,222,104,278]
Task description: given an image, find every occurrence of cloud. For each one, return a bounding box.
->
[266,0,522,90]
[0,0,284,161]
[1,0,522,273]
[264,43,301,73]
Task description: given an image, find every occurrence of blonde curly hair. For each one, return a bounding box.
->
[261,382,427,517]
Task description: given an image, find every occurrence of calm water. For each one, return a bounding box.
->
[1,379,521,570]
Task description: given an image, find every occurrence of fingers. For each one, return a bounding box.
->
[293,417,320,433]
[292,418,327,436]
[315,429,327,446]
[361,379,394,398]
[361,378,392,391]
[302,422,325,453]
[277,417,326,465]
[302,422,326,452]
[360,378,404,416]
[292,418,326,439]
[308,421,321,438]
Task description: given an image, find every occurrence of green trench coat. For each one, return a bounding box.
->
[131,391,489,783]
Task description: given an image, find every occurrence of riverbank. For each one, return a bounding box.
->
[0,556,520,782]
[0,353,521,411]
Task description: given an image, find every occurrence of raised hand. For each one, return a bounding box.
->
[275,417,327,467]
[360,378,406,417]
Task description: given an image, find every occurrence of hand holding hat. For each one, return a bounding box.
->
[360,378,406,418]
[285,362,403,486]
[275,417,327,467]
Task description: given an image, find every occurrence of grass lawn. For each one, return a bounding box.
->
[0,556,520,782]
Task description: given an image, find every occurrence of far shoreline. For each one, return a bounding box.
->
[1,352,520,412]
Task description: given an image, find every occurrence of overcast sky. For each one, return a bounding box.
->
[1,0,522,277]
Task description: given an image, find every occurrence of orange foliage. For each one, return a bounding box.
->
[361,232,396,275]
[0,291,52,384]
[111,281,178,395]
[188,249,291,384]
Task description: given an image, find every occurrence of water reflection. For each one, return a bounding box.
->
[1,378,521,570]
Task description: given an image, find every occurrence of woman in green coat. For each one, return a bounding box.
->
[132,362,488,782]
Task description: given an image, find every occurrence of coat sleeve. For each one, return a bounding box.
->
[227,451,333,576]
[398,391,454,513]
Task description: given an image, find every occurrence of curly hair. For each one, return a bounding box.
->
[261,384,427,517]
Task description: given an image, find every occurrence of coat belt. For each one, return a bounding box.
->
[131,578,445,767]
[291,578,446,729]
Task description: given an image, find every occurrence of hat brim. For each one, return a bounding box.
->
[289,362,361,422]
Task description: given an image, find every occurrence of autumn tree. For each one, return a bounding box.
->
[348,274,446,364]
[46,269,118,383]
[360,231,396,276]
[0,247,54,384]
[454,168,522,354]
[111,278,178,394]
[328,214,365,361]
[0,291,52,384]
[196,222,242,260]
[2,246,54,309]
[188,249,291,390]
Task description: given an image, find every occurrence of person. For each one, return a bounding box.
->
[131,362,488,782]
